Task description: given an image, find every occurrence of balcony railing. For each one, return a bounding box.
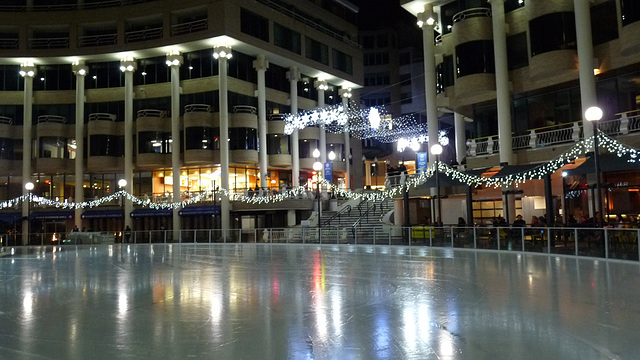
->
[467,111,640,156]
[125,26,163,43]
[0,116,12,124]
[171,18,208,36]
[78,33,117,48]
[0,0,155,12]
[233,105,257,115]
[185,104,211,113]
[88,113,117,122]
[137,109,166,118]
[28,37,69,49]
[0,38,18,50]
[452,7,492,23]
[37,115,66,124]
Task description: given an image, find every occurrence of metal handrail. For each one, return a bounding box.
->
[125,27,163,43]
[78,33,117,47]
[0,116,12,124]
[137,109,166,118]
[233,105,257,114]
[171,18,208,36]
[88,113,116,122]
[185,104,211,113]
[452,7,491,23]
[0,38,18,49]
[322,205,351,227]
[37,115,66,124]
[28,37,69,49]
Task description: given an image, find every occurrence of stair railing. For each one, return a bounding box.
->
[321,205,352,227]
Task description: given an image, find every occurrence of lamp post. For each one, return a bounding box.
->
[585,106,603,227]
[373,157,378,189]
[24,182,34,243]
[118,178,127,242]
[313,148,322,222]
[362,155,367,188]
[431,144,443,225]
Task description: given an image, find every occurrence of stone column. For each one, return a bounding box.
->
[287,67,300,187]
[417,7,439,163]
[574,0,597,139]
[490,0,513,166]
[120,57,136,231]
[214,46,232,237]
[454,112,466,167]
[253,55,269,190]
[20,63,36,246]
[339,88,352,189]
[167,51,183,240]
[72,61,88,229]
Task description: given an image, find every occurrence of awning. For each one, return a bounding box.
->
[81,209,123,219]
[179,206,221,216]
[0,213,21,223]
[419,167,491,188]
[564,154,640,176]
[493,163,542,178]
[130,208,172,218]
[30,211,74,220]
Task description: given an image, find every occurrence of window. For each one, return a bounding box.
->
[89,135,122,157]
[399,52,411,66]
[332,49,353,74]
[507,32,529,70]
[185,127,218,150]
[39,137,71,159]
[0,138,14,159]
[364,52,389,66]
[436,55,455,92]
[138,131,171,154]
[267,134,290,155]
[305,37,329,65]
[362,35,375,49]
[229,128,258,150]
[504,0,524,13]
[274,23,301,54]
[241,9,269,42]
[529,12,576,56]
[621,0,640,26]
[456,40,495,77]
[376,34,388,48]
[364,72,390,86]
[591,0,618,45]
[399,73,411,85]
[400,92,412,104]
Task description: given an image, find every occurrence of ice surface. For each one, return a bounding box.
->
[0,244,639,359]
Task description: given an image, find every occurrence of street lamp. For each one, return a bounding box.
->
[313,158,323,226]
[373,156,378,189]
[118,178,128,243]
[585,106,603,227]
[25,182,34,242]
[431,144,443,225]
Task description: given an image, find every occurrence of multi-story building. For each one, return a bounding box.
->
[0,0,364,244]
[401,0,640,225]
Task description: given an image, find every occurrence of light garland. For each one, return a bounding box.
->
[2,134,638,212]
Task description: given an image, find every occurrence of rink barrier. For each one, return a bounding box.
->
[3,226,639,262]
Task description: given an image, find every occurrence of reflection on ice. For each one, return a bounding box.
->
[0,244,639,359]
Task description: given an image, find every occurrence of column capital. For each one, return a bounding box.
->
[286,67,300,82]
[314,80,328,91]
[338,87,352,99]
[166,51,183,67]
[19,62,36,78]
[213,45,232,60]
[417,10,436,28]
[252,54,269,71]
[120,57,137,72]
[72,61,88,76]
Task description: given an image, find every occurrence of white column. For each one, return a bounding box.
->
[167,52,183,240]
[214,46,232,236]
[490,0,513,165]
[287,67,301,187]
[20,63,35,246]
[454,112,466,167]
[253,55,269,190]
[339,88,352,189]
[574,0,596,139]
[418,7,439,165]
[72,62,88,229]
[120,57,136,231]
[315,80,328,164]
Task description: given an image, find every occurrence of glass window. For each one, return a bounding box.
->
[507,32,529,70]
[89,134,121,156]
[138,131,170,154]
[240,8,269,42]
[0,138,14,159]
[504,0,524,13]
[274,23,301,54]
[267,134,290,155]
[39,137,70,159]
[299,139,319,158]
[436,55,455,92]
[591,0,618,45]
[529,12,576,56]
[332,49,353,74]
[621,0,640,26]
[305,37,329,65]
[229,128,258,150]
[456,40,495,77]
[185,127,218,150]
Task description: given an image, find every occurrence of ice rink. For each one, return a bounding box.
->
[1,243,639,359]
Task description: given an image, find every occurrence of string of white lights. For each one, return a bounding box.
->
[2,134,638,211]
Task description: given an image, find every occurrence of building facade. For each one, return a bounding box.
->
[0,0,364,243]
